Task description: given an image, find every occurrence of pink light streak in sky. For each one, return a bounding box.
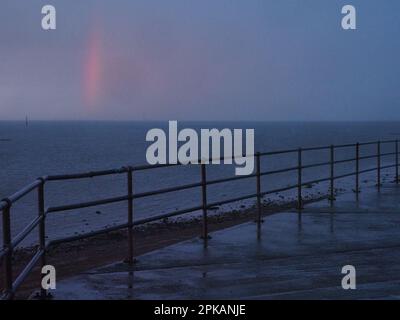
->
[82,23,103,110]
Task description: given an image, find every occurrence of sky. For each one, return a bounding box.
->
[0,0,400,121]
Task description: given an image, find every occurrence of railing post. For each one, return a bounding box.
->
[200,163,209,247]
[256,152,262,237]
[329,145,335,204]
[1,201,13,300]
[127,168,135,265]
[297,148,303,211]
[396,140,399,184]
[377,141,381,190]
[38,179,49,299]
[356,143,360,197]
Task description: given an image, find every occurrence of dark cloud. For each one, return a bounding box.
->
[0,0,399,120]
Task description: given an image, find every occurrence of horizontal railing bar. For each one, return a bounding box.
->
[260,177,330,196]
[381,152,397,157]
[131,154,256,171]
[83,155,251,174]
[2,179,42,207]
[11,248,45,294]
[120,163,179,172]
[47,157,247,180]
[261,166,299,176]
[50,205,207,245]
[359,167,379,174]
[133,205,204,226]
[260,148,298,156]
[50,223,130,245]
[261,176,345,197]
[302,146,331,152]
[304,153,396,168]
[333,172,357,180]
[11,215,43,249]
[359,141,379,146]
[207,193,257,208]
[359,155,378,161]
[358,152,398,161]
[47,168,128,181]
[46,176,258,214]
[302,161,331,170]
[380,164,396,170]
[333,158,356,165]
[260,174,353,197]
[332,143,357,148]
[259,139,396,157]
[47,195,128,213]
[333,165,394,181]
[133,182,202,199]
[50,205,207,244]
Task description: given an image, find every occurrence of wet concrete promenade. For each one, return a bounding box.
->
[54,183,400,299]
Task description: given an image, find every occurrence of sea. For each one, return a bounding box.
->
[1,121,399,246]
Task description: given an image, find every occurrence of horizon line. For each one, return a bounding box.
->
[2,119,400,123]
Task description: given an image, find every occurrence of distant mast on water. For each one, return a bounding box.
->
[25,116,28,127]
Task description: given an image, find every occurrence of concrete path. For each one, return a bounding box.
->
[54,183,400,300]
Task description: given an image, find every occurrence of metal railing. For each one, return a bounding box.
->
[1,139,399,299]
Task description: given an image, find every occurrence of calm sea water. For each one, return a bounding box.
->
[1,121,399,245]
